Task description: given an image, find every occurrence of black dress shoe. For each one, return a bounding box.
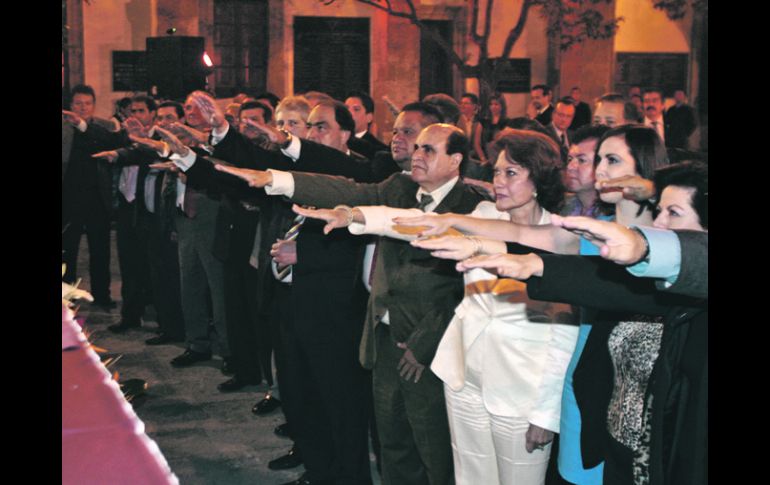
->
[274,422,290,438]
[217,376,259,392]
[108,320,141,333]
[268,446,303,470]
[221,358,234,376]
[170,349,212,367]
[252,394,282,415]
[145,333,182,345]
[92,298,117,310]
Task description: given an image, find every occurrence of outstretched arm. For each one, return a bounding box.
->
[393,212,580,254]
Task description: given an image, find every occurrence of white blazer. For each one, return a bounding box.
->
[429,202,579,433]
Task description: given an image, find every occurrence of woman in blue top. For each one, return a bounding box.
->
[399,125,669,484]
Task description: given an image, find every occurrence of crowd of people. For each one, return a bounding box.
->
[62,81,707,485]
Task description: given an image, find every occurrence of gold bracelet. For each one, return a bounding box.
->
[465,235,483,257]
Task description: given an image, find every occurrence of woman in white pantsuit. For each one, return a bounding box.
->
[426,130,578,485]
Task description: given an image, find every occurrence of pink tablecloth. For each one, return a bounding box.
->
[62,305,178,485]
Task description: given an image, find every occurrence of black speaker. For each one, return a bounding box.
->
[146,36,206,101]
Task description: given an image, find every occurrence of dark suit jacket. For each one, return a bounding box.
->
[62,121,129,214]
[535,105,554,126]
[664,105,697,150]
[348,131,389,160]
[570,101,592,130]
[287,172,485,368]
[545,123,573,164]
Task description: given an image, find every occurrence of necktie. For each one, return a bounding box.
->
[652,121,664,141]
[416,193,434,212]
[275,213,306,280]
[248,221,262,269]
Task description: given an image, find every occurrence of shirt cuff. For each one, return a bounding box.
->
[280,135,301,161]
[264,169,295,197]
[76,119,87,132]
[169,150,197,172]
[155,143,170,159]
[348,206,423,238]
[210,123,229,145]
[627,226,681,286]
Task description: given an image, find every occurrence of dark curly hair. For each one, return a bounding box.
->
[653,161,708,229]
[493,129,565,213]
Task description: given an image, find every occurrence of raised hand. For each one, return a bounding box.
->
[91,150,119,164]
[122,117,148,137]
[214,165,273,188]
[167,122,208,146]
[148,161,179,172]
[381,95,401,117]
[549,215,648,264]
[410,235,482,261]
[62,110,83,127]
[391,213,453,237]
[190,91,226,129]
[292,204,348,235]
[455,253,544,279]
[129,134,168,154]
[154,126,191,157]
[240,118,288,145]
[595,175,656,201]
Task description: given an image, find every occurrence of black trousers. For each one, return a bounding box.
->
[138,210,185,339]
[62,190,112,302]
[115,196,152,321]
[223,259,272,384]
[281,273,372,485]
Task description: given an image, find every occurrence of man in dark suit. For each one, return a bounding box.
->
[545,97,576,165]
[346,91,389,159]
[92,101,187,343]
[107,94,158,333]
[643,88,669,145]
[216,123,486,485]
[569,87,592,130]
[531,84,555,126]
[62,84,129,309]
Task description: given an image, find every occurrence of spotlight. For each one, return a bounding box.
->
[166,27,177,35]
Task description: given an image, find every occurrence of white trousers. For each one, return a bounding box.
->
[444,374,551,485]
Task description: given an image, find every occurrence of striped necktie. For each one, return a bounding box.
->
[274,213,307,280]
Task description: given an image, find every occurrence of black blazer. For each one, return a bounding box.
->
[525,253,706,484]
